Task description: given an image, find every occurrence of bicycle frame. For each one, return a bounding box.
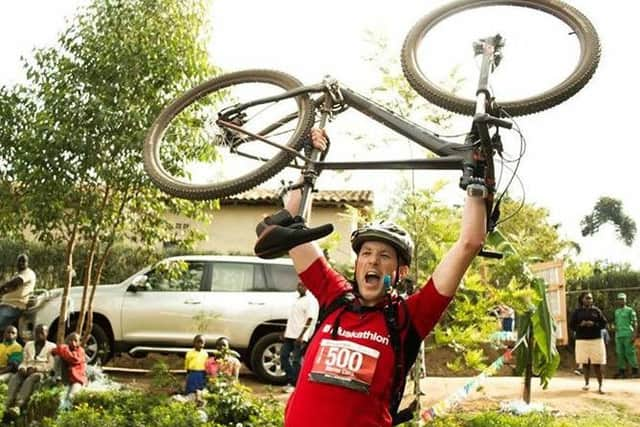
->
[218,35,510,256]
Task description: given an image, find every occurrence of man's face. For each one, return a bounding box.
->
[616,298,626,307]
[355,240,406,305]
[17,255,27,271]
[35,326,48,343]
[3,326,17,341]
[297,283,306,296]
[583,294,593,307]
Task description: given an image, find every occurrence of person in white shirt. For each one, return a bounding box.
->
[0,254,37,332]
[4,324,56,418]
[281,282,318,393]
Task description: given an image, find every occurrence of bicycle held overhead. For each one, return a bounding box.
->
[143,0,599,221]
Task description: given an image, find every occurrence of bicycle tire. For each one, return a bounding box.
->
[401,0,600,116]
[143,69,313,200]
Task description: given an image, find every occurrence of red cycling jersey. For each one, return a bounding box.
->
[284,257,452,427]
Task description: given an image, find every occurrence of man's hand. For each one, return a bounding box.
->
[309,128,328,152]
[26,367,36,376]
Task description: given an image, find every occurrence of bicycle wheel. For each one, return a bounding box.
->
[143,69,314,200]
[401,0,600,116]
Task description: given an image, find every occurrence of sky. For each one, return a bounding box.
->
[1,0,639,269]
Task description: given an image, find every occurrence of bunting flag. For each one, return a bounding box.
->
[418,333,528,424]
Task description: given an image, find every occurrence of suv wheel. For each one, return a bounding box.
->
[250,332,287,385]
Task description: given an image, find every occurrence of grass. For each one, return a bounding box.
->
[424,401,640,427]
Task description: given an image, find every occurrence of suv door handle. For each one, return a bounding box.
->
[248,302,265,305]
[183,300,202,304]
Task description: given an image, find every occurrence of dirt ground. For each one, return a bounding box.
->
[104,343,640,418]
[105,357,640,418]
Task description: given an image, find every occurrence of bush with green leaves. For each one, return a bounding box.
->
[203,379,283,426]
[0,382,7,420]
[25,384,65,424]
[149,361,182,394]
[14,378,283,427]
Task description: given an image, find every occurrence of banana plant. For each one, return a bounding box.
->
[514,276,560,403]
[488,228,560,402]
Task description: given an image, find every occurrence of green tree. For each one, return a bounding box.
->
[581,196,636,246]
[0,0,218,344]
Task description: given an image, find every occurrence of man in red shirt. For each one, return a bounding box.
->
[256,129,487,426]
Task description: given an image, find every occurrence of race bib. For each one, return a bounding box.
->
[309,339,380,393]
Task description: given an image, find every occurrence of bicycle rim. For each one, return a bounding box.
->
[401,0,600,116]
[143,69,313,200]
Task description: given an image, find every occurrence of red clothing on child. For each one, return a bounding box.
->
[53,344,87,385]
[205,357,219,377]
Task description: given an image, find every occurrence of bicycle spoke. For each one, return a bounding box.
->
[152,79,308,190]
[414,6,581,103]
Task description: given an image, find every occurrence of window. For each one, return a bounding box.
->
[212,262,266,292]
[267,264,298,292]
[145,261,205,292]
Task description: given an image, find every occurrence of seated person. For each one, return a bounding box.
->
[205,337,241,381]
[0,254,37,333]
[4,324,56,418]
[52,332,87,404]
[0,325,23,382]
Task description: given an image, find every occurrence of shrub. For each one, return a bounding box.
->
[40,403,126,427]
[149,361,181,395]
[26,384,64,424]
[204,379,283,426]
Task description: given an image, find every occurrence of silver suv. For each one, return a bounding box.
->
[18,255,303,384]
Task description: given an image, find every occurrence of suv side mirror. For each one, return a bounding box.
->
[127,275,149,293]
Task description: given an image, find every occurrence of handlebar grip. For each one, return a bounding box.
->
[478,249,503,259]
[486,116,513,129]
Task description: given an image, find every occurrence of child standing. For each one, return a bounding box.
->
[52,332,87,403]
[205,337,241,381]
[185,334,208,402]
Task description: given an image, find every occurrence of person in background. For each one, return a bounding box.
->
[281,282,318,393]
[52,332,88,404]
[4,324,56,419]
[496,304,515,332]
[205,337,242,381]
[0,254,37,332]
[569,292,608,394]
[185,334,208,404]
[0,325,23,382]
[612,292,638,378]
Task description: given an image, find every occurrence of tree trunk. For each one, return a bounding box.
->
[77,187,110,336]
[523,327,534,404]
[57,223,78,344]
[76,236,98,336]
[82,189,128,347]
[81,245,111,346]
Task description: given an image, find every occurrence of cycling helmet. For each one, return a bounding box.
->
[350,221,414,266]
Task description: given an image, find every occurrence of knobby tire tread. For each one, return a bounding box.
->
[401,0,600,116]
[143,69,313,200]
